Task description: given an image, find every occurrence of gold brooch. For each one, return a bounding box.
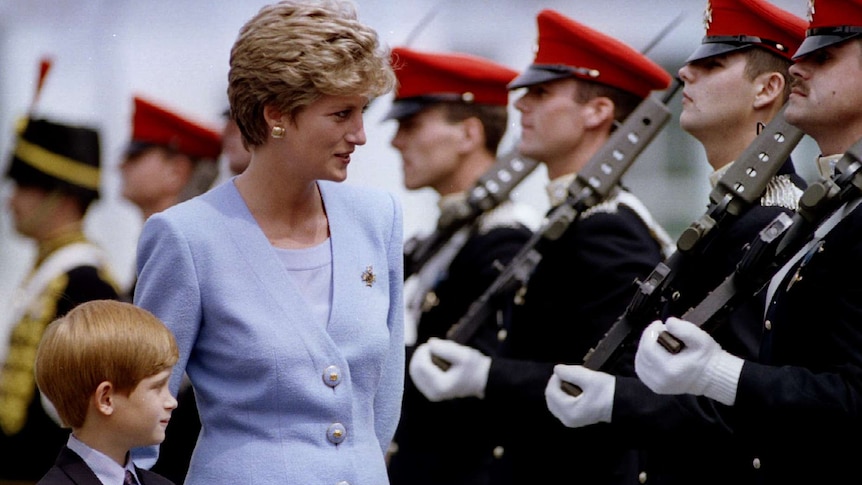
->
[361,265,376,287]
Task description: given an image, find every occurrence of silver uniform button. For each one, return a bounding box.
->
[327,423,346,444]
[752,457,761,469]
[323,365,342,387]
[764,320,772,331]
[493,446,504,459]
[638,471,647,483]
[497,329,508,342]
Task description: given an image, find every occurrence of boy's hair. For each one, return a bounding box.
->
[228,0,396,148]
[34,300,179,428]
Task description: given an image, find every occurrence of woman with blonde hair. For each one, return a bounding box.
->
[132,1,404,483]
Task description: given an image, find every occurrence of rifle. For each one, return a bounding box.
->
[656,137,862,353]
[403,152,539,279]
[557,107,804,395]
[429,79,682,370]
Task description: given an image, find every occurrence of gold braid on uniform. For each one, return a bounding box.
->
[39,229,120,294]
[0,274,66,435]
[0,229,88,435]
[35,226,86,265]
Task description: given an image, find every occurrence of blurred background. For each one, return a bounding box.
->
[0,0,819,324]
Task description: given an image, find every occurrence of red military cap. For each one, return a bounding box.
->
[687,0,807,63]
[508,9,671,98]
[127,96,222,160]
[384,47,518,121]
[794,0,862,59]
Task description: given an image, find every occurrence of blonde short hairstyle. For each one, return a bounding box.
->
[34,300,179,428]
[228,0,396,147]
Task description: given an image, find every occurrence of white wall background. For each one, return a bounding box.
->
[0,0,819,331]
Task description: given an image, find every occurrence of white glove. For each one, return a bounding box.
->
[634,317,744,405]
[409,337,491,401]
[545,365,615,428]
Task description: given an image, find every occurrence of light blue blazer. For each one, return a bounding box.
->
[132,179,404,485]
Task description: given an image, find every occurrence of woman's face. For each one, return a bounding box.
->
[280,94,370,182]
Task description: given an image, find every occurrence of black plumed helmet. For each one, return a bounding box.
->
[6,117,102,207]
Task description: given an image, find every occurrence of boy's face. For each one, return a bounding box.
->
[113,369,177,448]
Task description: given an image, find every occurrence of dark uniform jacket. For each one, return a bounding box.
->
[485,188,671,485]
[610,160,806,485]
[0,241,119,482]
[38,446,174,485]
[388,203,534,485]
[735,193,862,484]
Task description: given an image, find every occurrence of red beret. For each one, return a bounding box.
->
[384,47,518,121]
[128,96,222,160]
[794,0,862,58]
[508,9,671,98]
[687,0,806,62]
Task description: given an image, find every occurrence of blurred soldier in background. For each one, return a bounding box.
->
[544,1,807,484]
[384,46,539,485]
[221,108,251,177]
[119,94,221,484]
[0,116,120,483]
[120,95,222,222]
[408,10,674,484]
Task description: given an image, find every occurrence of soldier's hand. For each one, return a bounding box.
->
[635,317,744,405]
[545,365,615,428]
[409,338,491,401]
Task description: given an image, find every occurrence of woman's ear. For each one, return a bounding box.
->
[752,72,785,109]
[582,96,615,129]
[263,105,286,129]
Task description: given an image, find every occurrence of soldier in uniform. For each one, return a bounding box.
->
[544,1,807,484]
[119,95,221,484]
[0,117,121,483]
[634,0,862,483]
[120,95,222,222]
[221,108,251,177]
[384,47,539,485]
[408,10,674,484]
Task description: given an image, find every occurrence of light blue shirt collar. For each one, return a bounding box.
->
[67,434,139,485]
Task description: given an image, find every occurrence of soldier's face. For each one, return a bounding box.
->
[390,106,464,193]
[8,184,56,239]
[677,52,755,141]
[787,39,862,154]
[513,78,590,178]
